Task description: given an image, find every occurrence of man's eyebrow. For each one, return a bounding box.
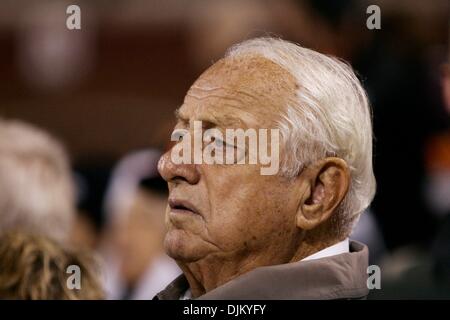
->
[175,108,247,128]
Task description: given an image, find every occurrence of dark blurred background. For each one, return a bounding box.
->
[0,0,449,299]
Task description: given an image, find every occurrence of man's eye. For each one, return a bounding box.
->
[176,133,185,141]
[171,129,187,142]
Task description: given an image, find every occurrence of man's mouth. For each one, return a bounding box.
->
[168,198,200,216]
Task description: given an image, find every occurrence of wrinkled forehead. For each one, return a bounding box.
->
[179,55,298,128]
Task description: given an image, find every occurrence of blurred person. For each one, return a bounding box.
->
[101,150,180,300]
[370,25,450,299]
[0,118,75,243]
[156,37,376,299]
[0,231,104,300]
[419,34,450,296]
[351,0,448,251]
[425,41,450,219]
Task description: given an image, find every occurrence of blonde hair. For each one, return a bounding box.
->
[0,119,75,243]
[0,231,104,300]
[226,37,376,237]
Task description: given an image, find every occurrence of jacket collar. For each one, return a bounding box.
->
[155,240,369,300]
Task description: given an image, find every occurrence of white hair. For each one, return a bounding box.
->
[226,37,376,237]
[0,119,75,243]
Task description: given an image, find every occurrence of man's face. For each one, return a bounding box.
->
[158,56,302,265]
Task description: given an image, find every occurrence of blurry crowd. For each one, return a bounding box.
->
[0,0,449,299]
[0,119,180,299]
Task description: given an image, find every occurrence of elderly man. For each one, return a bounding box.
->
[156,37,376,300]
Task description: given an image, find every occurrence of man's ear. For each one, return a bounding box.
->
[296,157,350,230]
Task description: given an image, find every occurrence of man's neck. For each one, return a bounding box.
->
[179,250,278,298]
[178,237,344,298]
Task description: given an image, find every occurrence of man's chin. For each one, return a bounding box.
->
[164,229,208,263]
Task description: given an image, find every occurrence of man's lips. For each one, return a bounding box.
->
[168,198,200,216]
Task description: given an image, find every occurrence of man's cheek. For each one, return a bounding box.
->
[212,221,257,251]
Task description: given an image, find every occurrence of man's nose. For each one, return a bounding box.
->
[158,151,200,185]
